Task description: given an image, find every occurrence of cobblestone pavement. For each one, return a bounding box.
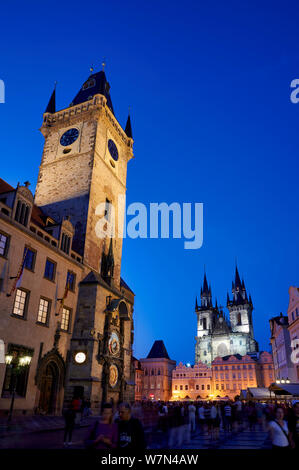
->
[0,420,271,450]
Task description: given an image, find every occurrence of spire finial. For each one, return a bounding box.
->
[102,58,106,71]
[90,64,94,73]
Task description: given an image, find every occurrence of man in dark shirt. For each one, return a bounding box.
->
[288,402,299,449]
[117,403,146,450]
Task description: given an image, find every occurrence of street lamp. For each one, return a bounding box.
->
[5,354,32,423]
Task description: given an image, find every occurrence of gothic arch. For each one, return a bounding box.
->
[35,349,66,414]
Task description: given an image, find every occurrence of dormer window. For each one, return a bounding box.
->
[15,200,30,226]
[60,233,71,254]
[82,79,95,90]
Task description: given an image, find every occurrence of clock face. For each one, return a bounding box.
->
[60,128,79,146]
[108,139,119,161]
[108,332,120,356]
[109,364,118,387]
[74,352,86,364]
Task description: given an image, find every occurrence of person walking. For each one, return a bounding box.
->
[85,403,118,449]
[198,402,205,433]
[117,403,146,450]
[268,406,291,450]
[288,402,299,449]
[188,402,196,433]
[224,402,232,433]
[63,403,76,447]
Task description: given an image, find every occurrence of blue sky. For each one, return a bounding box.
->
[0,0,298,364]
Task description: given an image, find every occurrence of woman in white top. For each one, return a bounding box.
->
[268,407,290,450]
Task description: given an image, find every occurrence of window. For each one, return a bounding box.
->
[44,259,56,281]
[216,384,219,390]
[237,313,242,325]
[60,233,71,254]
[175,385,178,390]
[37,298,50,324]
[196,385,199,390]
[66,271,76,291]
[24,247,36,271]
[61,307,71,331]
[13,289,29,317]
[0,232,9,257]
[226,384,229,389]
[157,369,161,376]
[204,350,207,356]
[185,385,188,390]
[221,384,224,390]
[203,318,207,330]
[201,384,205,390]
[180,385,183,390]
[151,370,154,376]
[15,200,30,226]
[207,384,210,390]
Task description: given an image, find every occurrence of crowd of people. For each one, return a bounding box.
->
[62,397,299,450]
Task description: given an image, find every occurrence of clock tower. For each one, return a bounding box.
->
[35,69,134,287]
[35,69,135,410]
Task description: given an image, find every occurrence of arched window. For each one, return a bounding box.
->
[237,313,242,325]
[15,200,30,226]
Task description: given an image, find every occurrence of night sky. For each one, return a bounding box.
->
[1,1,299,364]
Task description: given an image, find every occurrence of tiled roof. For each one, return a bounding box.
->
[0,178,14,194]
[147,340,170,359]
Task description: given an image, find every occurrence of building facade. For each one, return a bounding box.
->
[269,313,295,382]
[287,286,299,382]
[171,362,212,401]
[170,352,274,401]
[0,69,136,415]
[195,268,259,366]
[140,341,176,401]
[133,357,144,401]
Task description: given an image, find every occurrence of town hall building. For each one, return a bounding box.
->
[0,68,136,415]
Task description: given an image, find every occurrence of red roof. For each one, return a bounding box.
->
[0,178,14,194]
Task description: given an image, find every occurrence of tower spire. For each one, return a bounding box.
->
[125,113,133,139]
[45,82,56,114]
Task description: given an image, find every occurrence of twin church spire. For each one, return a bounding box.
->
[195,266,252,312]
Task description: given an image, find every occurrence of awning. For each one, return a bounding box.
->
[269,383,299,396]
[247,387,272,399]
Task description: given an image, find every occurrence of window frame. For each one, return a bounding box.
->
[11,288,30,320]
[0,230,10,258]
[36,296,51,326]
[60,306,72,332]
[44,258,57,282]
[66,270,76,292]
[23,246,37,272]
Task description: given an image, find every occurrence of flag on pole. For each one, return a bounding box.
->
[7,247,28,297]
[55,271,72,316]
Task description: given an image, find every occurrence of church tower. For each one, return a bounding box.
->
[227,266,258,353]
[35,69,134,289]
[195,273,216,364]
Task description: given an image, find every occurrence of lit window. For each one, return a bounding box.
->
[13,289,28,317]
[37,298,50,324]
[61,307,70,331]
[0,232,9,257]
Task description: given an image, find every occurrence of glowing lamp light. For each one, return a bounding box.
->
[281,379,285,384]
[5,355,13,365]
[286,378,290,384]
[276,379,281,384]
[186,363,191,367]
[19,356,32,366]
